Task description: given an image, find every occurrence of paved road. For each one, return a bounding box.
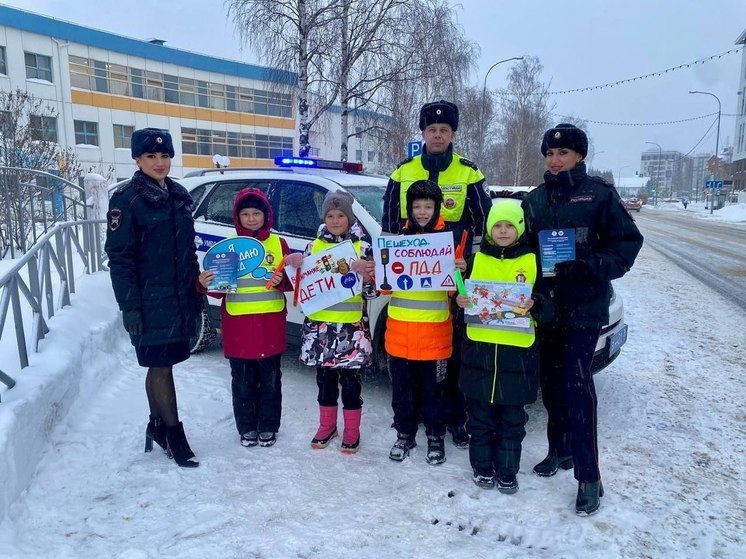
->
[634,208,746,310]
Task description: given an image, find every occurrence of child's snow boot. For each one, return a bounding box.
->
[311,405,338,449]
[341,408,361,454]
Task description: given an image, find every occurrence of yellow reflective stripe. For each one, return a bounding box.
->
[388,299,449,311]
[227,291,285,303]
[324,302,362,312]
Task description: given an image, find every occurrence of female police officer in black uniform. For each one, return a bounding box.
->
[521,124,643,514]
[106,128,201,468]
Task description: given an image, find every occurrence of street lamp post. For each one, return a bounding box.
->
[645,141,663,206]
[617,164,631,196]
[479,56,524,165]
[689,90,721,214]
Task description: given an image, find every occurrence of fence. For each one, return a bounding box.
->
[0,219,106,402]
[0,167,88,258]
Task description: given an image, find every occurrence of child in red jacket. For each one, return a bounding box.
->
[198,188,292,447]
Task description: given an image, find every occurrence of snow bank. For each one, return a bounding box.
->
[0,273,120,523]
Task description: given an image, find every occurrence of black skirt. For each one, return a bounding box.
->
[135,341,191,367]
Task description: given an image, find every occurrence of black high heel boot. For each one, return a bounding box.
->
[165,422,199,468]
[533,452,574,477]
[145,415,168,453]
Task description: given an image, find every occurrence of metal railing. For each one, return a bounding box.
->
[0,167,88,258]
[0,219,106,402]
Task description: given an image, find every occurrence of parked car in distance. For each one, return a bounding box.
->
[623,197,642,212]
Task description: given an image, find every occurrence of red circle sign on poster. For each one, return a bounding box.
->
[391,261,404,274]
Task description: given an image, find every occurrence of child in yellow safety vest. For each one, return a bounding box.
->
[386,180,467,465]
[284,190,377,454]
[455,201,555,493]
[198,188,293,448]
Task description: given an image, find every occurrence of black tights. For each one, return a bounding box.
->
[146,367,179,426]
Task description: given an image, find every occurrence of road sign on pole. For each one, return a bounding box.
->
[407,141,423,158]
[705,180,723,189]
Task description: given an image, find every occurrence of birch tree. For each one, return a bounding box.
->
[226,0,340,156]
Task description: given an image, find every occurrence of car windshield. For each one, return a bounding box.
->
[348,184,386,224]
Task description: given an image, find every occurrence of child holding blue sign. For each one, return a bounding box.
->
[198,188,292,448]
[385,180,467,465]
[455,201,555,493]
[284,190,377,454]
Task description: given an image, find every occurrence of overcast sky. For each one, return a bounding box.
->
[4,0,746,180]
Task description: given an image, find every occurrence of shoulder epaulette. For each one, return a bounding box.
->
[459,157,479,171]
[114,180,133,194]
[589,175,613,188]
[396,156,414,169]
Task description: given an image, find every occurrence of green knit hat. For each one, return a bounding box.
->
[486,201,525,243]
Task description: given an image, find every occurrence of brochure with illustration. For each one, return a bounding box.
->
[204,251,239,292]
[463,279,533,329]
[538,228,576,276]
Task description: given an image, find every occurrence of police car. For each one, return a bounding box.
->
[182,157,391,373]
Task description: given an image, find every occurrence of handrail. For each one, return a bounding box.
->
[0,219,106,402]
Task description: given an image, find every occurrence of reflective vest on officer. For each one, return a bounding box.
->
[225,234,285,316]
[307,239,363,323]
[465,252,537,348]
[391,152,484,223]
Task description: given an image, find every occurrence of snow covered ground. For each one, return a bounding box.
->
[0,205,744,558]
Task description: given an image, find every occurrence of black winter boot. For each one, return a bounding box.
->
[145,415,168,453]
[533,452,573,477]
[426,436,446,465]
[575,481,604,515]
[165,422,199,468]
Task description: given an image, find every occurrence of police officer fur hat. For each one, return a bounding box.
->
[131,128,175,159]
[322,190,355,225]
[540,123,588,158]
[419,100,459,131]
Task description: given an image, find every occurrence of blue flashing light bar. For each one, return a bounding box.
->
[273,156,363,173]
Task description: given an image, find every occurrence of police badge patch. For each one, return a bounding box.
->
[108,209,122,231]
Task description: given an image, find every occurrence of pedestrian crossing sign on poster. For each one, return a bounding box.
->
[372,232,455,292]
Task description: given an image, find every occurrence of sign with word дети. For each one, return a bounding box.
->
[285,240,362,316]
[372,232,456,292]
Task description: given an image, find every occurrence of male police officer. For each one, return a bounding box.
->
[382,100,492,448]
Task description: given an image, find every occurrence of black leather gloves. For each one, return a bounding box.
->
[554,259,594,281]
[122,309,143,336]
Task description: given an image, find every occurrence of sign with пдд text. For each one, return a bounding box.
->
[372,232,456,292]
[285,240,362,315]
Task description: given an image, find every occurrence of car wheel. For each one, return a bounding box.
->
[189,299,217,353]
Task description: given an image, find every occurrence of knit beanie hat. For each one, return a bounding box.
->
[486,200,525,243]
[131,128,175,158]
[322,190,355,225]
[236,196,265,212]
[419,100,459,131]
[540,123,588,158]
[406,180,442,221]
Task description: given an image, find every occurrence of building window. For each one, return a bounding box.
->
[113,124,134,149]
[74,120,99,146]
[69,56,92,89]
[0,110,12,136]
[29,115,58,143]
[367,151,375,163]
[25,52,53,82]
[355,150,363,162]
[0,46,6,75]
[181,127,293,160]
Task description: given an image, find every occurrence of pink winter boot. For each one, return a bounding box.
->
[311,405,338,449]
[341,408,361,454]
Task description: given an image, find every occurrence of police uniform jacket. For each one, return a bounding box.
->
[459,234,554,406]
[105,170,202,346]
[521,163,644,326]
[382,144,492,255]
